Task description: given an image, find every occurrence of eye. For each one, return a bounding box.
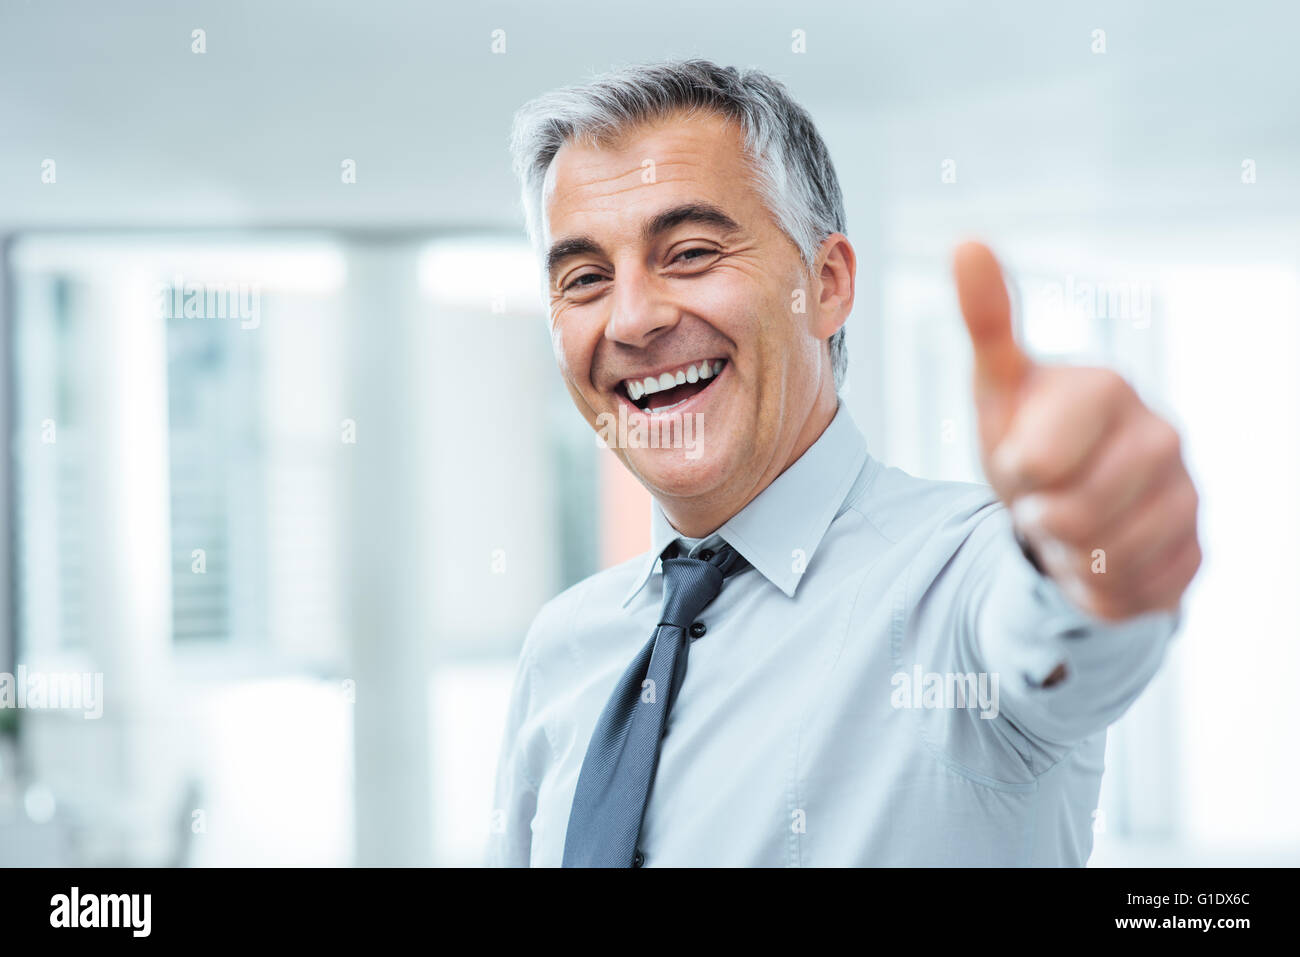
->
[673,247,716,264]
[562,271,606,293]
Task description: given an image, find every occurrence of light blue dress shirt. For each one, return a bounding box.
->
[487,403,1179,866]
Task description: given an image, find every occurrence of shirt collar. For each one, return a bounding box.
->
[621,402,869,607]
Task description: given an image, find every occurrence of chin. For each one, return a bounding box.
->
[624,442,737,501]
[586,357,752,501]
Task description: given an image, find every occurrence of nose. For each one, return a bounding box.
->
[604,266,679,349]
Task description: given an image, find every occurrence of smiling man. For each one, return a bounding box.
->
[487,60,1201,867]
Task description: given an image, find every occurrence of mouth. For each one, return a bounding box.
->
[620,357,728,414]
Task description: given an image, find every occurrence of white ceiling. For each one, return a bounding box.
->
[2,0,1298,233]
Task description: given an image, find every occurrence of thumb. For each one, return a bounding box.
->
[953,241,1031,395]
[953,241,1035,464]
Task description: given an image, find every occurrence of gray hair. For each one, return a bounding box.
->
[509,59,849,390]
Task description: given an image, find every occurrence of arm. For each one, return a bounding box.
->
[966,504,1180,746]
[484,648,544,867]
[949,242,1201,746]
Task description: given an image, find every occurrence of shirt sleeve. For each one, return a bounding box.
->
[483,647,545,868]
[964,502,1182,749]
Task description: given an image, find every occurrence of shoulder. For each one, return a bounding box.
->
[518,551,651,665]
[845,457,1002,546]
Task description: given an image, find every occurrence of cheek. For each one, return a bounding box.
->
[551,322,603,425]
[550,318,588,383]
[692,272,783,347]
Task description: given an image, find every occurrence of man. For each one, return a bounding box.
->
[487,60,1200,867]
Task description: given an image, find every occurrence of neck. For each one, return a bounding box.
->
[658,388,839,538]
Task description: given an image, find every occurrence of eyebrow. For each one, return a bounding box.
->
[545,202,743,282]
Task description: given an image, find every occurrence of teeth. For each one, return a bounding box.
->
[652,396,689,414]
[623,358,726,403]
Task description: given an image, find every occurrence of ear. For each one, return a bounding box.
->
[811,233,855,340]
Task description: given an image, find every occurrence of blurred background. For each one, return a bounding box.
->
[0,0,1296,866]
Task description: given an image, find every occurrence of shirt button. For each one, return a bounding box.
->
[632,850,645,868]
[698,548,714,561]
[689,621,707,639]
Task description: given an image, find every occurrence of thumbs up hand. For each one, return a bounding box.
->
[953,242,1201,622]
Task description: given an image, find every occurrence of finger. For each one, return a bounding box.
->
[1009,414,1183,544]
[1023,466,1199,618]
[1090,466,1199,586]
[1129,528,1202,613]
[953,241,1032,395]
[1091,527,1202,621]
[991,368,1133,495]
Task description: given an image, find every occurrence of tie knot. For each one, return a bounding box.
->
[658,543,746,629]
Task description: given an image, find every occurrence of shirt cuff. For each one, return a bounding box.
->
[978,529,1181,702]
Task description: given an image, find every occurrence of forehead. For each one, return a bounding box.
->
[541,111,763,239]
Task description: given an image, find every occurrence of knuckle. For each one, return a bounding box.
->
[1089,367,1129,403]
[1180,481,1200,522]
[1164,474,1199,530]
[1149,419,1182,463]
[1016,447,1055,485]
[1040,504,1086,544]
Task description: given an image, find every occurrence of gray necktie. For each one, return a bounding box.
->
[562,541,749,867]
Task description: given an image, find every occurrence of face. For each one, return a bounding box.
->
[541,110,853,529]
